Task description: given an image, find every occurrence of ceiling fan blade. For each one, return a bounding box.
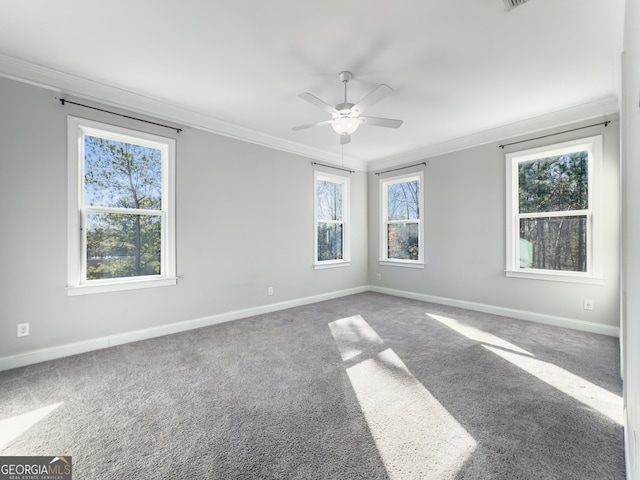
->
[298,93,339,115]
[292,119,333,131]
[352,84,393,114]
[360,116,403,128]
[340,134,351,145]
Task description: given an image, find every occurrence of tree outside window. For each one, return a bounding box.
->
[84,136,163,280]
[67,116,176,295]
[506,135,602,282]
[314,172,350,267]
[517,151,588,272]
[380,173,423,265]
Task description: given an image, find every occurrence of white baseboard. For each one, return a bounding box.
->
[0,286,367,372]
[0,284,619,372]
[368,285,620,337]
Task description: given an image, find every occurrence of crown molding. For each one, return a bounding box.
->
[0,54,368,172]
[366,96,620,172]
[0,54,617,174]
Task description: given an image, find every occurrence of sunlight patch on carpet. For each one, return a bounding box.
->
[425,312,622,425]
[329,316,477,480]
[328,315,384,362]
[427,313,533,356]
[484,345,623,425]
[0,402,63,451]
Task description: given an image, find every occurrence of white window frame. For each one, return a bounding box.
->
[67,116,177,295]
[505,135,603,284]
[314,171,350,269]
[379,172,424,268]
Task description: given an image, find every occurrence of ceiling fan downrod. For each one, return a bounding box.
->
[339,71,353,104]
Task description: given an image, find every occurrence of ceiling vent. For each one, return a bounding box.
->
[503,0,528,11]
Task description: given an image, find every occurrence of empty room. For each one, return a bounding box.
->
[1,1,639,479]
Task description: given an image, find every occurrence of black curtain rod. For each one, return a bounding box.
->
[58,98,183,133]
[311,162,355,173]
[374,162,427,176]
[498,120,610,149]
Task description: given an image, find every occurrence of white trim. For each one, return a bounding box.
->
[367,100,619,171]
[0,286,368,372]
[314,171,351,266]
[368,285,620,337]
[67,116,177,294]
[505,135,603,281]
[67,276,178,296]
[505,269,605,285]
[0,54,619,172]
[0,54,368,172]
[380,172,424,264]
[313,261,352,270]
[0,284,620,372]
[378,260,425,269]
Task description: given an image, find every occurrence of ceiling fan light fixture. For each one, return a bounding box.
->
[332,116,360,135]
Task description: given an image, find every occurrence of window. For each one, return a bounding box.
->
[314,171,350,268]
[380,172,424,267]
[67,116,176,295]
[505,135,603,283]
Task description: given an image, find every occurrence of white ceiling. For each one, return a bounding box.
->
[0,0,625,170]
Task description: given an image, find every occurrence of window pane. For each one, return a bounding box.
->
[317,180,342,221]
[518,151,588,214]
[86,212,161,280]
[387,181,419,220]
[519,216,587,272]
[84,135,162,210]
[317,222,343,261]
[387,223,419,260]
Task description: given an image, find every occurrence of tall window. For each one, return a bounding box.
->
[380,172,424,266]
[314,172,350,267]
[67,117,176,295]
[506,135,602,283]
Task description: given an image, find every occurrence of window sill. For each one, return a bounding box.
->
[314,261,351,270]
[67,276,178,296]
[505,269,604,285]
[379,260,425,269]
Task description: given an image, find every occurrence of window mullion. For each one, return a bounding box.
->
[84,206,162,216]
[516,209,590,219]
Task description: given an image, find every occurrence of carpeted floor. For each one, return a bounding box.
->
[0,292,625,479]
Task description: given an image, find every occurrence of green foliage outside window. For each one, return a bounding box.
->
[518,151,588,272]
[84,136,163,280]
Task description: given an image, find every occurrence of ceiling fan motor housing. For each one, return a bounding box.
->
[336,103,356,115]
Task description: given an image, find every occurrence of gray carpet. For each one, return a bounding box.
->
[0,292,625,479]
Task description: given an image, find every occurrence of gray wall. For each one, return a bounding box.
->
[368,120,620,328]
[0,74,622,364]
[622,0,640,476]
[0,77,368,359]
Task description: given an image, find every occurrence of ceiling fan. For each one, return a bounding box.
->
[293,71,403,145]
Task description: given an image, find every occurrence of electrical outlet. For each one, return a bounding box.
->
[267,286,273,296]
[583,299,594,311]
[376,273,381,280]
[17,323,29,337]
